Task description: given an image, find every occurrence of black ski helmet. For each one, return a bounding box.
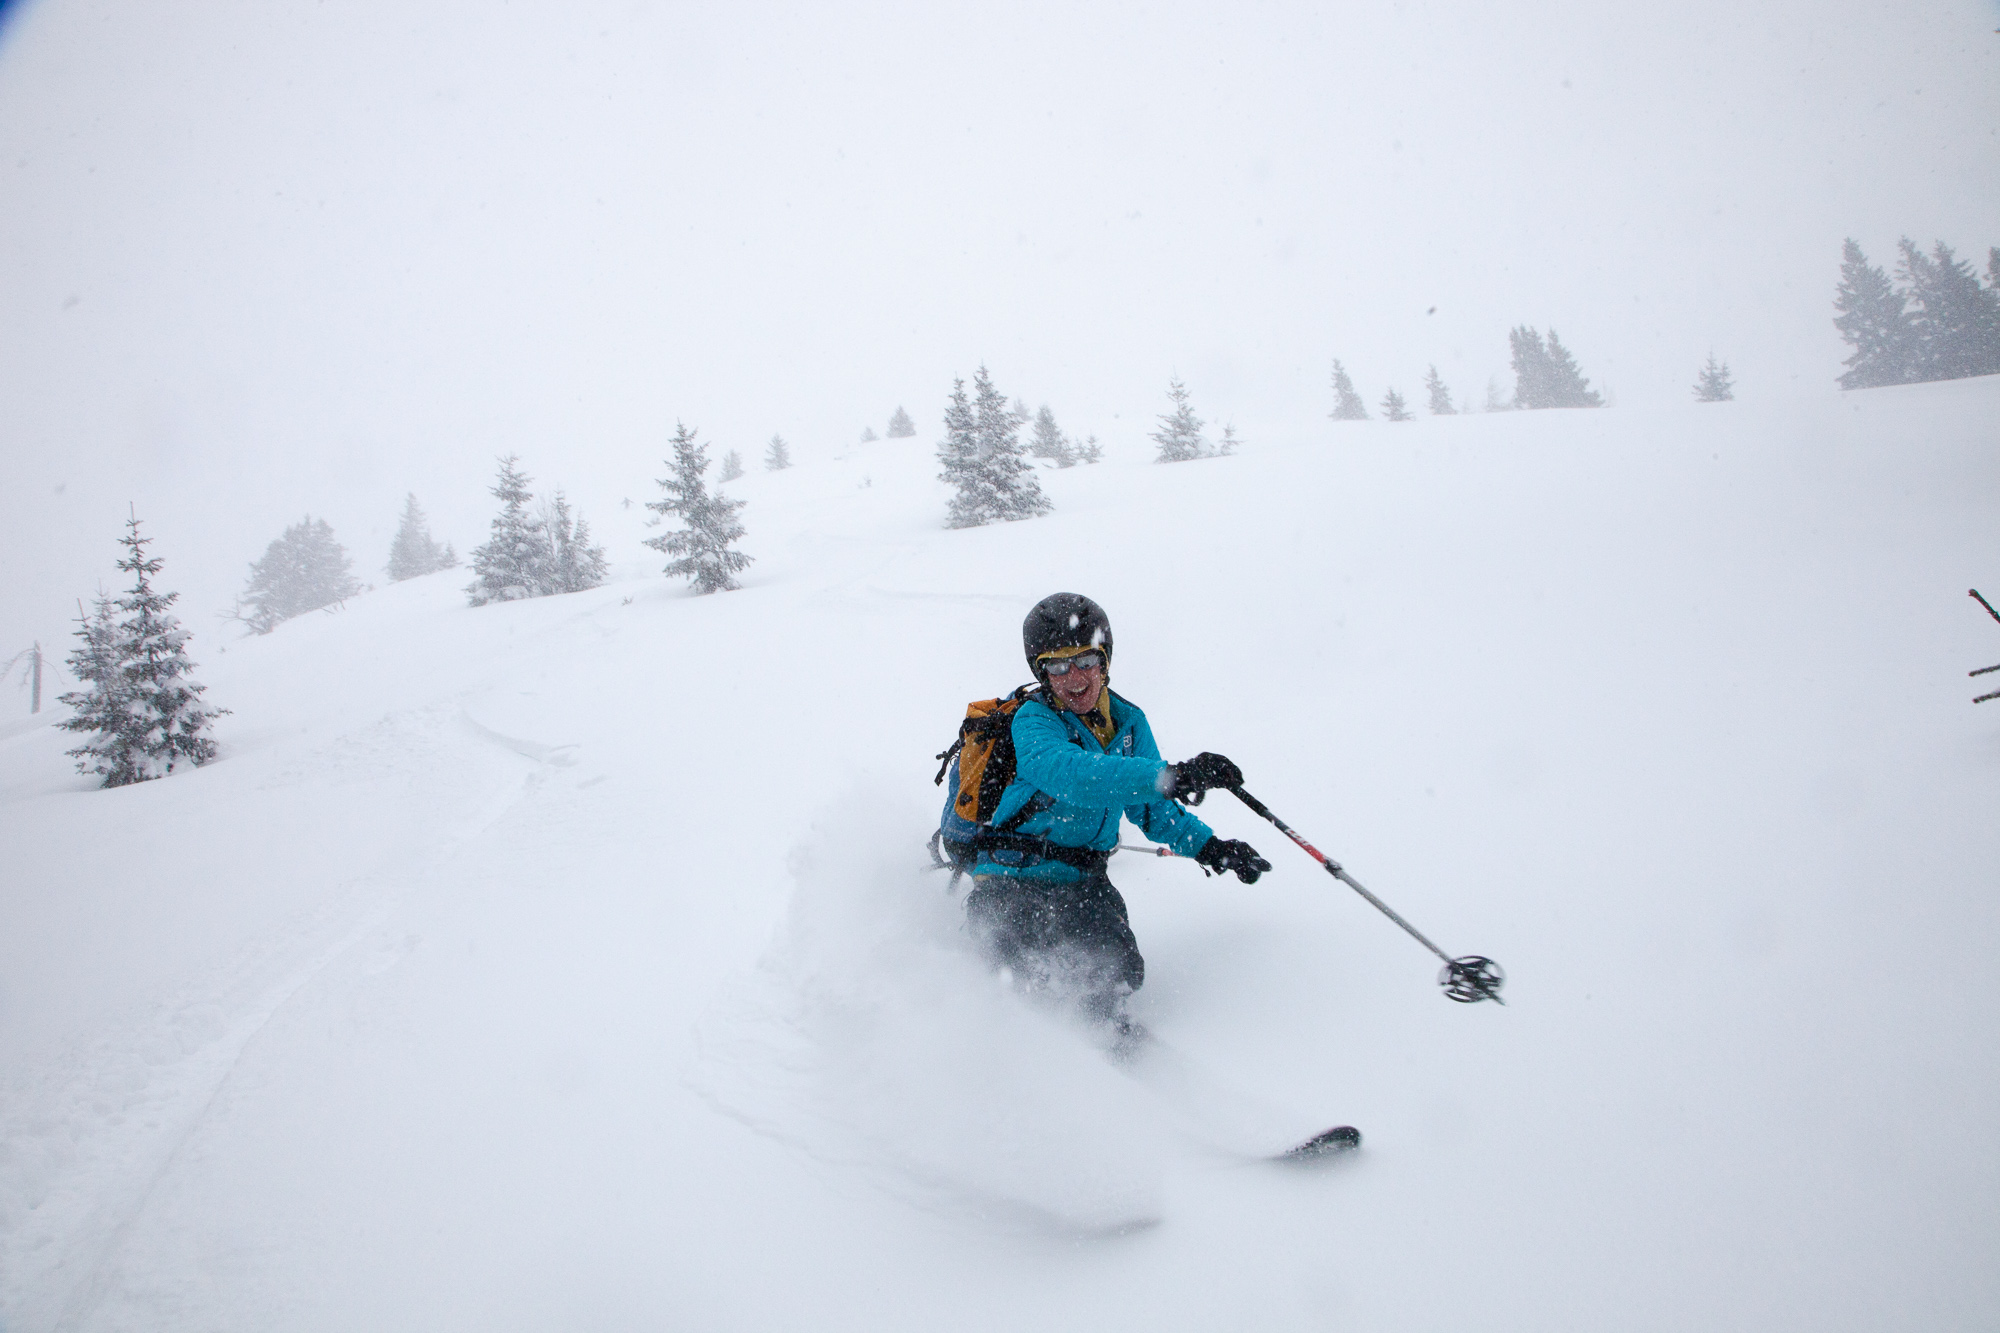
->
[1023,592,1113,673]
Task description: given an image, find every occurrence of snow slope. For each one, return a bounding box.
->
[4,382,1998,1331]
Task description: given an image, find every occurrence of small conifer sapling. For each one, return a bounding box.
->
[1328,360,1369,420]
[1030,405,1070,462]
[1151,377,1212,462]
[386,494,455,581]
[1693,355,1735,402]
[1424,365,1456,415]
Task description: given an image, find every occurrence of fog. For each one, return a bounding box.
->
[1,0,1995,677]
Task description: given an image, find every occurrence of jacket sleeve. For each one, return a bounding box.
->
[1122,709,1215,857]
[1012,700,1171,808]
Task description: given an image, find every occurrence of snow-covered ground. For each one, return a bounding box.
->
[4,382,1997,1331]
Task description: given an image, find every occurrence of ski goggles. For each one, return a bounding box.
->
[1037,649,1105,676]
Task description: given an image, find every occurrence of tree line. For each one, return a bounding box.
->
[1330,326,1612,421]
[55,428,762,787]
[1834,236,2000,389]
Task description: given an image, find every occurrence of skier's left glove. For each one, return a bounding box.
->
[1196,837,1272,884]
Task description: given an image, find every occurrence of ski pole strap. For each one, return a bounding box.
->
[1228,786,1457,968]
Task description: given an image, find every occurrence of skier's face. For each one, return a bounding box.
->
[1046,657,1104,714]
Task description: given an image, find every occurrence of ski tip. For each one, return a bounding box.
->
[1281,1125,1361,1161]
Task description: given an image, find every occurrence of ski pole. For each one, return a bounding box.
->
[1968,593,2000,701]
[1116,842,1188,858]
[1228,786,1505,1005]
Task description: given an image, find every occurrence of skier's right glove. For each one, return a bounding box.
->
[1197,837,1272,884]
[1166,752,1243,805]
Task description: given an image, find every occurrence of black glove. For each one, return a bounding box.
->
[1167,752,1243,805]
[1196,837,1272,884]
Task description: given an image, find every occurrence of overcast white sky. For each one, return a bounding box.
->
[1,0,1996,682]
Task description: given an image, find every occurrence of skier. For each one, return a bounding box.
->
[941,592,1271,1032]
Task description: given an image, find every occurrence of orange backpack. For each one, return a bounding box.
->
[933,684,1040,825]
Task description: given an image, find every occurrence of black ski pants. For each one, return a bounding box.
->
[963,872,1144,1022]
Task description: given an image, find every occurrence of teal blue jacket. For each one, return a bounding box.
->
[940,688,1215,880]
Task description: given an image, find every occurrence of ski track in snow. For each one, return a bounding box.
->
[0,703,567,1330]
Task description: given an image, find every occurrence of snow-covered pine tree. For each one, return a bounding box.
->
[764,434,792,470]
[386,494,453,581]
[544,492,610,594]
[1151,376,1211,462]
[1075,434,1103,464]
[59,513,226,786]
[1218,423,1242,455]
[1508,327,1551,408]
[1542,330,1603,407]
[720,448,745,482]
[938,367,1051,527]
[1031,407,1082,466]
[860,426,878,443]
[118,535,228,780]
[1833,239,1915,389]
[1693,354,1735,402]
[57,593,142,788]
[937,380,980,523]
[1328,360,1369,420]
[235,516,362,634]
[645,422,753,593]
[1512,332,1545,404]
[1483,376,1510,412]
[1510,326,1602,408]
[978,374,1050,520]
[1424,365,1456,415]
[1010,397,1031,428]
[467,456,552,606]
[1029,405,1068,460]
[886,406,916,438]
[1896,238,2000,383]
[1380,388,1413,421]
